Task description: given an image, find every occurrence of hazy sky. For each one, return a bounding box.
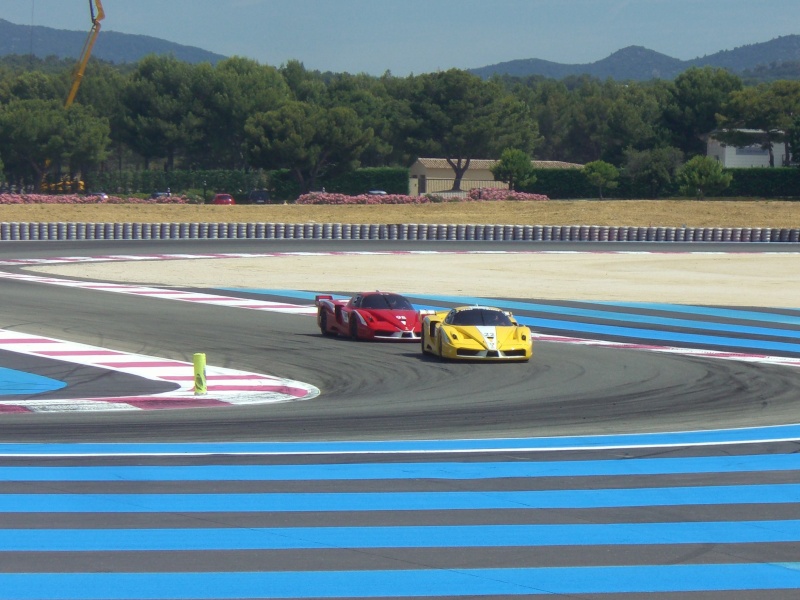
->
[2,0,798,75]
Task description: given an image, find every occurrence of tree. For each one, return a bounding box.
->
[676,155,732,199]
[717,81,800,167]
[0,99,110,189]
[245,101,372,193]
[662,67,742,155]
[558,78,664,165]
[402,69,538,191]
[119,55,195,170]
[788,114,800,166]
[65,103,112,177]
[623,146,684,199]
[490,148,536,191]
[583,160,619,199]
[1,70,62,102]
[279,60,327,104]
[324,72,401,168]
[186,57,291,170]
[516,78,572,161]
[74,61,128,172]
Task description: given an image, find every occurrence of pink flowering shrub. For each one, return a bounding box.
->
[296,190,549,205]
[296,193,433,205]
[467,188,549,201]
[0,193,190,205]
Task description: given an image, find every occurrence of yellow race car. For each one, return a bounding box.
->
[420,305,533,361]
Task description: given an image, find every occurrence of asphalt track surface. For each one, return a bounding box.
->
[0,239,799,441]
[2,239,800,599]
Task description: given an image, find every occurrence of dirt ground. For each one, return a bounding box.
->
[7,199,800,308]
[2,199,800,228]
[32,250,799,308]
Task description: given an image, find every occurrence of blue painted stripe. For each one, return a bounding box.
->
[411,294,800,352]
[3,520,799,551]
[517,303,798,338]
[1,484,799,512]
[3,423,800,455]
[1,563,799,598]
[520,314,800,352]
[595,301,800,325]
[224,289,800,326]
[218,288,337,301]
[0,367,65,395]
[2,453,799,481]
[217,289,800,352]
[413,295,800,339]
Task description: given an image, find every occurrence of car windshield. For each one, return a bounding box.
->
[449,309,513,326]
[360,294,413,310]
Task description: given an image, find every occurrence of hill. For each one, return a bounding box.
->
[470,35,800,81]
[0,18,225,65]
[3,17,799,82]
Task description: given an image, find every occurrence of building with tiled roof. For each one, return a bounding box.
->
[408,157,583,195]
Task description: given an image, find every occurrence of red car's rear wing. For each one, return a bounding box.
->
[314,294,334,306]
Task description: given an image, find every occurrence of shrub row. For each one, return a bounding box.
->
[85,167,410,202]
[524,166,800,199]
[51,165,800,202]
[295,190,549,205]
[0,193,189,205]
[87,170,269,199]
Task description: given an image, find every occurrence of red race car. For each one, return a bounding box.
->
[315,291,429,341]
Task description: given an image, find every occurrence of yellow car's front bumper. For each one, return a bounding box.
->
[438,327,533,361]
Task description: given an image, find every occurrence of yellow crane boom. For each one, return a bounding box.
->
[64,0,105,108]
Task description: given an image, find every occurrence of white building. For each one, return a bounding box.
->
[706,130,789,168]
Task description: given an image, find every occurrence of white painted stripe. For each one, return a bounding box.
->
[0,271,317,315]
[0,329,319,412]
[1,250,796,413]
[2,249,799,268]
[4,253,798,370]
[535,333,800,369]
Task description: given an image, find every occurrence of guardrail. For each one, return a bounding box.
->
[1,222,799,242]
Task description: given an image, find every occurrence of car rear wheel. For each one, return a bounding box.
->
[319,311,331,335]
[421,328,428,354]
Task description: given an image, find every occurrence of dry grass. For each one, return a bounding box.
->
[1,199,799,228]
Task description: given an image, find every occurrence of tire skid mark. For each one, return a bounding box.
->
[1,251,796,413]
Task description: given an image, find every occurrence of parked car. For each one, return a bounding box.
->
[211,193,235,205]
[85,191,108,201]
[421,305,533,361]
[150,191,171,199]
[247,189,271,204]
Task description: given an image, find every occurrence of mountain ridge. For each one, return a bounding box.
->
[0,18,225,65]
[1,18,798,80]
[469,35,800,81]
